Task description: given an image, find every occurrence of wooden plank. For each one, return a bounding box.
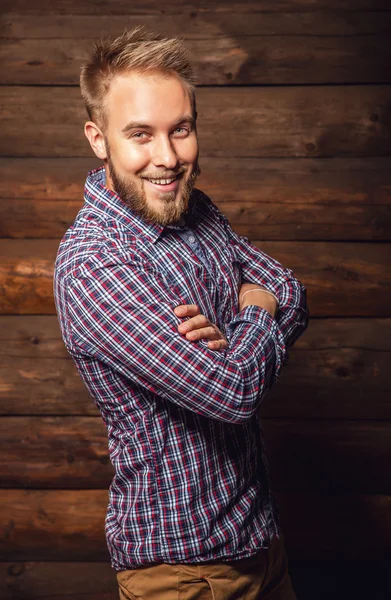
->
[0,490,109,561]
[1,86,391,158]
[0,240,390,316]
[0,240,56,315]
[3,197,389,241]
[265,317,391,419]
[0,490,389,561]
[256,241,391,317]
[4,11,391,38]
[1,560,390,600]
[1,316,389,419]
[1,13,390,85]
[1,156,390,240]
[1,416,390,493]
[0,562,117,600]
[1,157,390,205]
[0,315,97,415]
[1,157,390,240]
[1,1,390,15]
[0,417,113,489]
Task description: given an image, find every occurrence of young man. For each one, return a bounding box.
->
[54,27,309,599]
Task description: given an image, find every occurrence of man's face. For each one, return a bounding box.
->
[102,71,199,226]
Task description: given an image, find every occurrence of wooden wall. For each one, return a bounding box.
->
[1,1,390,598]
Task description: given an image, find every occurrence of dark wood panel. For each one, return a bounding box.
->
[1,12,390,85]
[0,562,117,600]
[1,316,389,419]
[0,490,109,561]
[1,156,390,240]
[4,11,391,38]
[289,560,391,600]
[0,157,391,240]
[1,86,390,158]
[2,200,389,241]
[256,241,391,317]
[219,203,391,241]
[2,198,390,241]
[1,560,390,600]
[1,416,390,493]
[265,317,391,419]
[1,1,390,14]
[1,157,390,204]
[276,492,391,561]
[1,417,113,489]
[263,419,391,493]
[0,240,56,315]
[0,315,97,415]
[0,240,390,315]
[1,490,389,560]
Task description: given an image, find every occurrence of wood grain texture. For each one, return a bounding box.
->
[1,489,389,561]
[1,416,390,493]
[256,241,391,317]
[1,316,389,419]
[1,560,390,600]
[2,157,391,204]
[1,157,390,240]
[1,86,390,158]
[1,1,390,14]
[0,562,117,600]
[1,12,390,85]
[0,240,390,316]
[3,197,389,240]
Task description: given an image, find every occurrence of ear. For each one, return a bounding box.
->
[84,121,108,160]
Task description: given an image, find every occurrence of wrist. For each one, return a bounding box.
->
[240,289,278,318]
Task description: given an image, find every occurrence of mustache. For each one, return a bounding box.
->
[140,166,187,180]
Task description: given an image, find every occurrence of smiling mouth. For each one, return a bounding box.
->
[146,177,177,185]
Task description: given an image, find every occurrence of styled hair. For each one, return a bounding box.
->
[80,26,197,131]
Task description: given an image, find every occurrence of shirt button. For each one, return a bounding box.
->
[188,236,196,244]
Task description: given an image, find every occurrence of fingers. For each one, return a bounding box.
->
[208,339,228,351]
[174,304,200,318]
[174,305,228,350]
[177,313,208,334]
[184,325,219,341]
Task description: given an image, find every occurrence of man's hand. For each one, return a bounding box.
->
[174,305,228,351]
[239,283,278,318]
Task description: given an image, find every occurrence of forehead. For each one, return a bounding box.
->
[104,71,192,129]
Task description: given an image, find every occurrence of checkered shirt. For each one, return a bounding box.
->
[54,167,309,570]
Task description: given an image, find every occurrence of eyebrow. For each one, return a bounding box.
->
[121,115,196,134]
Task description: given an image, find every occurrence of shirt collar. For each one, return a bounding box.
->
[84,166,198,244]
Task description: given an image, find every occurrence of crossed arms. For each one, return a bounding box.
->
[174,283,279,351]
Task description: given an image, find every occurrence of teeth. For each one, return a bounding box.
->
[147,178,176,185]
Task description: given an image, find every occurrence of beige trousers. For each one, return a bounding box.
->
[117,535,297,600]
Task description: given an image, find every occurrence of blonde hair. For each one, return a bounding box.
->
[80,27,197,131]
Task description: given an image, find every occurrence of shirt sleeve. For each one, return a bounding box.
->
[66,250,288,425]
[208,202,309,352]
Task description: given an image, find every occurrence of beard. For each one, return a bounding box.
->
[107,154,200,227]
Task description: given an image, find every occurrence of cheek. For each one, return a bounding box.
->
[116,143,151,174]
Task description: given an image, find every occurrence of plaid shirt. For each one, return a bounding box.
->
[54,167,309,570]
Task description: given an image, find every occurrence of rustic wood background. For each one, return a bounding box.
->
[1,1,390,598]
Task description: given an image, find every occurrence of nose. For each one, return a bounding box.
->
[151,134,178,170]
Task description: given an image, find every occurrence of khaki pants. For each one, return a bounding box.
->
[117,535,297,600]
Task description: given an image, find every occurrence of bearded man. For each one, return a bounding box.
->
[54,27,309,600]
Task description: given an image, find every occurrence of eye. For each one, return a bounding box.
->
[172,127,190,137]
[131,132,149,140]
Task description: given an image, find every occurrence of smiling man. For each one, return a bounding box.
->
[54,27,309,599]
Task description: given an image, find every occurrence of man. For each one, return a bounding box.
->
[54,27,309,599]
